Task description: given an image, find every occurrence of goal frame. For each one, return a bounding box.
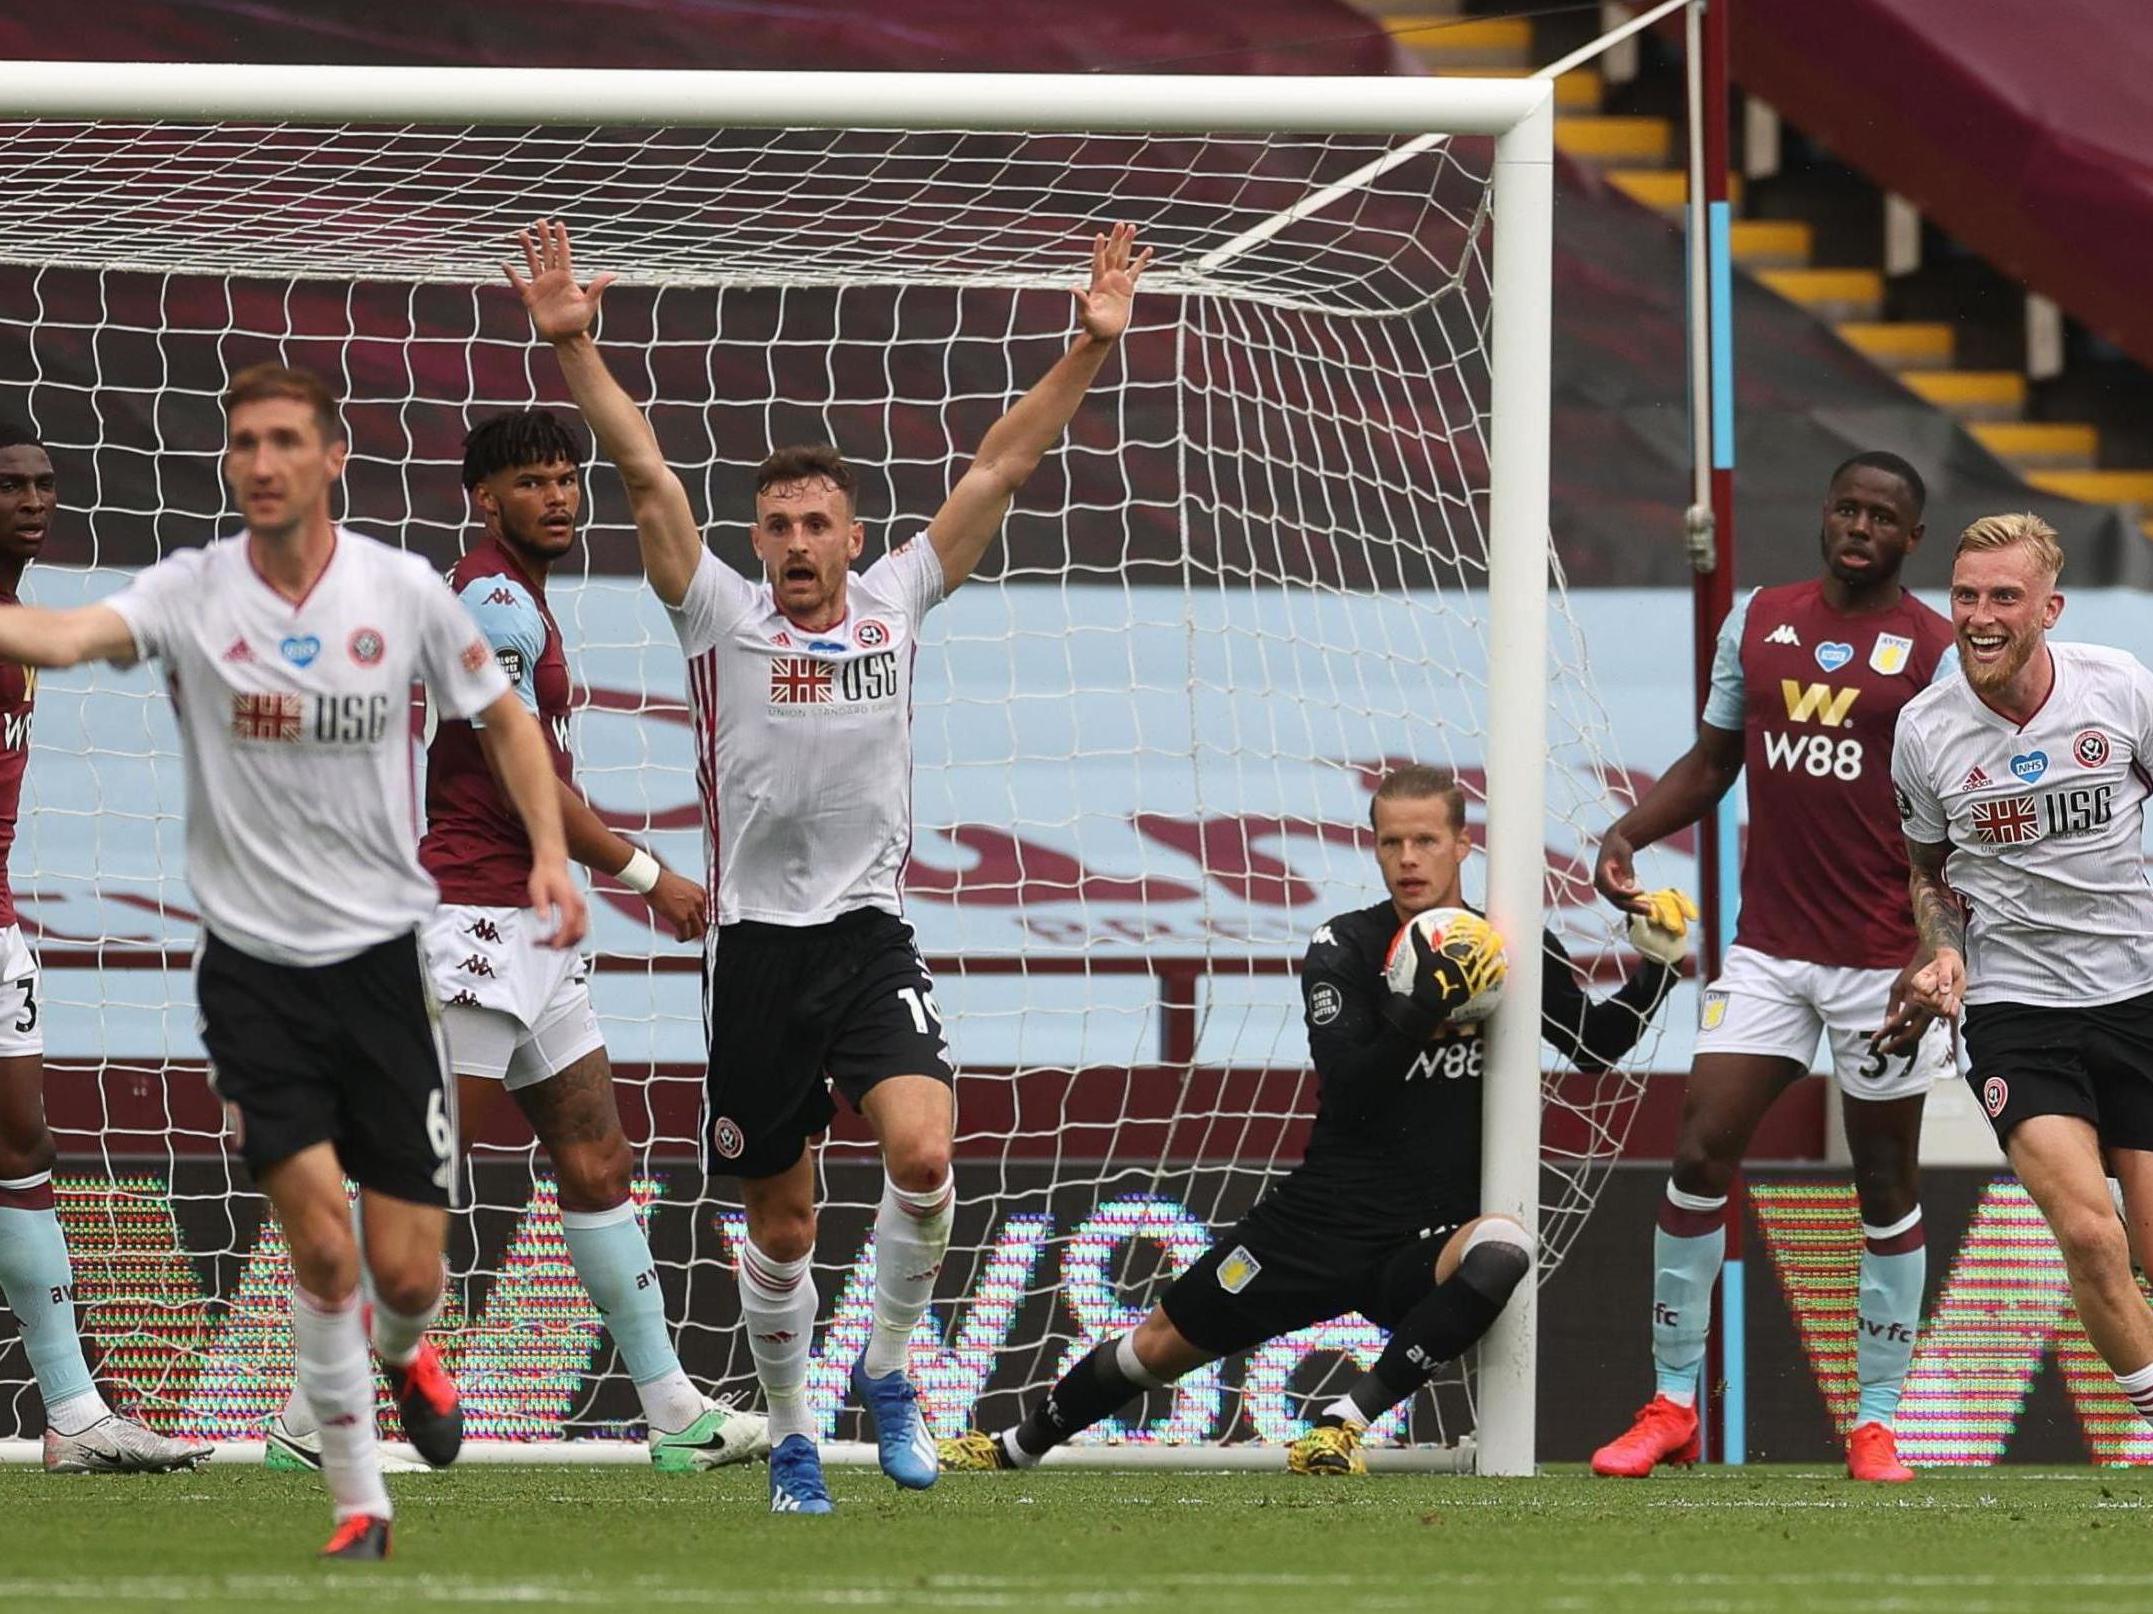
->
[0,62,1554,1476]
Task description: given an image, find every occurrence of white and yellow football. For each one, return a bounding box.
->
[1383,906,1508,1024]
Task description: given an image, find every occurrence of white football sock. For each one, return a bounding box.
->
[863,1171,954,1379]
[369,1289,440,1371]
[292,1285,390,1522]
[277,1380,315,1438]
[739,1238,817,1446]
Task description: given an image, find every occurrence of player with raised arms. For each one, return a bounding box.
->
[0,421,210,1475]
[260,410,767,1473]
[0,366,586,1559]
[1887,514,2153,1435]
[505,217,1147,1513]
[1590,453,1954,1483]
[938,766,1688,1475]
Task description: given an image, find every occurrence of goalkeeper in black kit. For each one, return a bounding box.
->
[939,765,1691,1475]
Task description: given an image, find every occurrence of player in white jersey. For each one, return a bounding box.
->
[505,216,1148,1513]
[1887,512,2153,1434]
[0,365,587,1560]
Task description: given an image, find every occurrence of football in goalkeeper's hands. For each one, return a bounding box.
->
[1384,906,1508,1024]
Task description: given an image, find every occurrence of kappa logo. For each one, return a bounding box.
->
[1309,982,1343,1026]
[712,1116,745,1160]
[856,618,891,649]
[1960,765,1992,790]
[347,627,384,666]
[485,587,519,607]
[2075,729,2111,768]
[1764,623,1801,647]
[458,954,497,978]
[1981,1076,2009,1118]
[463,916,503,944]
[1311,923,1335,946]
[445,989,481,1008]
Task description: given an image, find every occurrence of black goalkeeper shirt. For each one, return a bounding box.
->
[1246,900,1674,1247]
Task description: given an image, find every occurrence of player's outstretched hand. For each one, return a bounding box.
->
[504,217,617,345]
[1904,947,1966,1022]
[528,859,590,950]
[1073,222,1152,345]
[1627,887,1698,966]
[1594,828,1648,915]
[648,869,708,944]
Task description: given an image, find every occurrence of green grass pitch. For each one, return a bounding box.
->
[5,1464,2153,1612]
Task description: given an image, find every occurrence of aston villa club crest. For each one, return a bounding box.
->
[1868,633,1912,675]
[1700,990,1729,1031]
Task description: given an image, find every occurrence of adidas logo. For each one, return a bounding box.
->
[220,637,256,663]
[1764,624,1801,647]
[1961,765,1992,790]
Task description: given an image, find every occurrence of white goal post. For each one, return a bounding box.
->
[0,65,1558,1474]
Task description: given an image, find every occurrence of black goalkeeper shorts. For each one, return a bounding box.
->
[1159,1211,1464,1358]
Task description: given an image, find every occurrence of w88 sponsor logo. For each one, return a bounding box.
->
[1762,729,1864,780]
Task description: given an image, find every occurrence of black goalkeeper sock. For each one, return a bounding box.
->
[1012,1332,1168,1458]
[1320,1239,1532,1428]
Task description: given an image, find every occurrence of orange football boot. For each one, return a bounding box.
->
[1590,1395,1701,1478]
[1846,1421,1914,1482]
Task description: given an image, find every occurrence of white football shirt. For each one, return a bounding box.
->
[670,538,943,926]
[106,527,510,966]
[1891,640,2153,1007]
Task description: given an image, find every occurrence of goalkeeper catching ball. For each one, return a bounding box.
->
[938,765,1687,1475]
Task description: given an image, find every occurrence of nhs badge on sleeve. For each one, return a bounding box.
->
[1868,633,1911,675]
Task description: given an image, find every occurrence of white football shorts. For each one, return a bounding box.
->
[0,923,41,1060]
[424,903,602,1091]
[1692,943,1952,1102]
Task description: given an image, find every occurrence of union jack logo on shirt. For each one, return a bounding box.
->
[230,693,302,742]
[770,656,833,705]
[1970,794,2040,845]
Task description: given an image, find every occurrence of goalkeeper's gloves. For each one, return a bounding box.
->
[1382,913,1506,1038]
[1628,887,1699,967]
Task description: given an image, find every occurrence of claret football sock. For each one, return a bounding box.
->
[0,1174,102,1428]
[2116,1361,2153,1427]
[562,1199,704,1432]
[1013,1331,1169,1459]
[1855,1208,1925,1429]
[1652,1182,1727,1405]
[863,1171,954,1380]
[739,1237,818,1445]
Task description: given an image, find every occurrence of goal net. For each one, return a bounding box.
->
[0,70,1653,1467]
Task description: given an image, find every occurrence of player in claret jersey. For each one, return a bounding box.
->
[0,421,209,1475]
[509,215,1146,1513]
[259,410,766,1473]
[0,367,586,1559]
[1591,452,1956,1484]
[935,767,1686,1476]
[1890,515,2153,1437]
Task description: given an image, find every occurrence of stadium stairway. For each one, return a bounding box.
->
[1356,2,2153,556]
